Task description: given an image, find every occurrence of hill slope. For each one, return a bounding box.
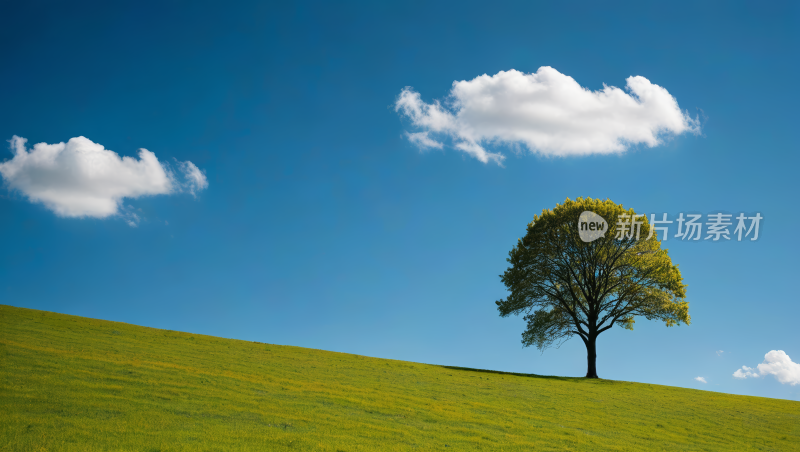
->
[1,305,798,451]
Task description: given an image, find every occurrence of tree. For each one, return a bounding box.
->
[495,197,689,378]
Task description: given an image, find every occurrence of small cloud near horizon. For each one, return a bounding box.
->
[695,376,707,384]
[733,350,800,385]
[0,136,208,226]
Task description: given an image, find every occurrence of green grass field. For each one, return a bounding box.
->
[1,305,798,451]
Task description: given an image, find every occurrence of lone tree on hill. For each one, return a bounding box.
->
[496,197,689,378]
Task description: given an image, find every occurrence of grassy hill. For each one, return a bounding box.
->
[1,305,798,451]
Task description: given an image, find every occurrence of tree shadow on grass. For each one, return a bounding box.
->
[439,366,618,384]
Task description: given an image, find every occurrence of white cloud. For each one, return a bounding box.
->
[395,66,700,164]
[405,132,443,150]
[733,365,759,379]
[733,350,800,385]
[0,136,208,224]
[178,160,209,196]
[694,376,707,384]
[716,350,724,356]
[757,351,800,385]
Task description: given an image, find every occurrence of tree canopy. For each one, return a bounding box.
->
[496,197,689,378]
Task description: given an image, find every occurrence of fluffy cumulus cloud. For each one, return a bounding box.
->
[395,66,700,164]
[0,136,208,224]
[694,376,707,384]
[733,366,759,379]
[733,350,800,385]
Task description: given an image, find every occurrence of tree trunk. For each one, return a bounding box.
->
[585,335,598,378]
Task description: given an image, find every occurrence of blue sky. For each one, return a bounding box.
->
[1,1,798,401]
